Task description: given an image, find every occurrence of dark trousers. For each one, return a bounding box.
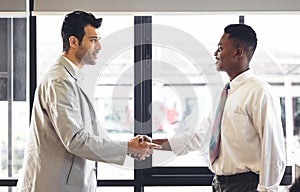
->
[212,172,259,192]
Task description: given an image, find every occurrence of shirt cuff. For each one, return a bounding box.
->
[257,184,279,192]
[168,134,189,155]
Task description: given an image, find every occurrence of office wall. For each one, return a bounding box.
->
[0,0,26,13]
[34,0,300,13]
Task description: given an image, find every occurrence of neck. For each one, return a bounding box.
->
[63,52,83,69]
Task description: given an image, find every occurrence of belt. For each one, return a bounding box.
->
[215,172,259,183]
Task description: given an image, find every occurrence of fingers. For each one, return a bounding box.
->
[127,147,151,161]
[127,135,161,160]
[128,153,145,161]
[147,142,162,150]
[142,135,152,142]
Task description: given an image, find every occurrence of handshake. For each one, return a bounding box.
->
[127,135,171,161]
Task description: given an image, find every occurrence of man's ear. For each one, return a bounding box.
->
[235,47,244,58]
[69,36,78,48]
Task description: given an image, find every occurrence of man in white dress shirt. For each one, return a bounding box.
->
[152,24,286,192]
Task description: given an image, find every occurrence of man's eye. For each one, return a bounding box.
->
[90,37,101,43]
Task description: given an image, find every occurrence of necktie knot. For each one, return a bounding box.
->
[226,82,230,91]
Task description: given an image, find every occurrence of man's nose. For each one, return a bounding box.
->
[96,41,101,51]
[214,50,218,56]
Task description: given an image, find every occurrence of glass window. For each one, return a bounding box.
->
[94,15,135,179]
[246,14,300,166]
[293,97,300,169]
[0,17,28,178]
[293,97,300,137]
[0,187,16,192]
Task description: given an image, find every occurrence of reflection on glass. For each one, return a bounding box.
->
[91,15,135,179]
[95,49,134,134]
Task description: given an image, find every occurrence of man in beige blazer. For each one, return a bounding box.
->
[17,10,160,192]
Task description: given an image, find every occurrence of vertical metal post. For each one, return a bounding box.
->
[239,15,245,24]
[7,18,13,192]
[134,16,152,192]
[29,0,36,119]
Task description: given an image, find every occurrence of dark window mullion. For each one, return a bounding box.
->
[239,15,245,24]
[29,1,36,119]
[134,16,152,192]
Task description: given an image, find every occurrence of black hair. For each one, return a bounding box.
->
[224,24,257,62]
[61,10,102,52]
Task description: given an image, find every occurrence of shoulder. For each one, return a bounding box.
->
[245,76,280,105]
[41,62,74,84]
[247,75,274,93]
[37,63,78,96]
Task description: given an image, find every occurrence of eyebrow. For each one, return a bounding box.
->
[89,36,100,39]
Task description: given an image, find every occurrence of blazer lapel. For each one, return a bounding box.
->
[57,56,99,136]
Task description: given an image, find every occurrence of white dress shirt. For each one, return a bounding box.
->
[169,69,286,192]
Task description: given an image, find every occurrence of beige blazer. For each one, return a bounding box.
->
[17,56,127,192]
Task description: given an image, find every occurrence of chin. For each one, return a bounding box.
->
[84,59,97,65]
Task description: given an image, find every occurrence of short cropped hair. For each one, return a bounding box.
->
[61,10,102,52]
[224,24,257,62]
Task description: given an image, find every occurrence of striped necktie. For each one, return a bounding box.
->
[209,83,230,164]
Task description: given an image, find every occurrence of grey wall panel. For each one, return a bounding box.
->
[0,0,26,12]
[34,0,300,13]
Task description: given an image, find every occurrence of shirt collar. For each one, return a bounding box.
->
[228,69,254,94]
[63,56,79,74]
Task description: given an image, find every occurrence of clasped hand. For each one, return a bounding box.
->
[127,135,162,161]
